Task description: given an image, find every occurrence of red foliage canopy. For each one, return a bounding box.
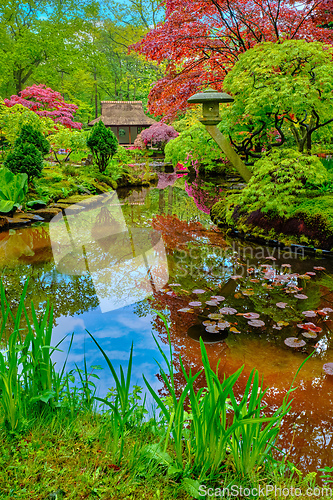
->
[4,84,82,129]
[132,0,333,120]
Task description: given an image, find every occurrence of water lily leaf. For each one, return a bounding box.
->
[284,337,306,348]
[234,293,243,299]
[302,310,317,318]
[206,325,220,333]
[166,291,177,296]
[302,331,318,339]
[243,312,260,319]
[276,302,287,309]
[242,290,255,296]
[230,275,243,280]
[192,289,206,294]
[210,295,225,301]
[321,308,333,313]
[281,263,291,268]
[230,326,240,333]
[219,307,237,315]
[273,324,282,330]
[297,322,322,333]
[178,308,194,313]
[208,313,223,320]
[323,363,333,375]
[248,320,265,327]
[206,300,219,306]
[189,301,202,307]
[217,321,230,330]
[169,283,181,286]
[294,294,308,299]
[313,266,326,271]
[203,320,215,326]
[277,321,289,327]
[305,272,316,276]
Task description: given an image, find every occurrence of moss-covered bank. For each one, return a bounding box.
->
[211,150,333,250]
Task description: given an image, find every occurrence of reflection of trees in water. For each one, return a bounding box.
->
[1,263,98,333]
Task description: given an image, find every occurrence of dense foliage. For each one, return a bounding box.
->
[15,124,50,156]
[165,121,228,174]
[87,121,118,172]
[4,143,44,182]
[4,85,82,129]
[132,0,333,120]
[220,40,333,161]
[222,149,330,221]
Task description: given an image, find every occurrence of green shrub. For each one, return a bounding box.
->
[87,121,118,173]
[4,143,43,182]
[15,124,50,156]
[234,149,329,218]
[164,121,228,174]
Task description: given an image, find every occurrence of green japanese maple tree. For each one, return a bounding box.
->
[220,40,333,161]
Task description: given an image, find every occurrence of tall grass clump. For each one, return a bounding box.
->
[0,280,79,432]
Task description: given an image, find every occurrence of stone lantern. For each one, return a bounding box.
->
[187,88,234,125]
[187,88,252,182]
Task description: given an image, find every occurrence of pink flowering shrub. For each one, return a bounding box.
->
[4,84,82,129]
[140,123,178,152]
[133,132,146,150]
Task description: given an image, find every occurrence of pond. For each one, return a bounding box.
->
[1,171,333,475]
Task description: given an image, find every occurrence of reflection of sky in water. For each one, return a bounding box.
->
[51,303,169,404]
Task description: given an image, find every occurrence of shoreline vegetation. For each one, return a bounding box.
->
[1,284,332,499]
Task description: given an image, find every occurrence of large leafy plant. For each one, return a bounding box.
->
[0,167,28,213]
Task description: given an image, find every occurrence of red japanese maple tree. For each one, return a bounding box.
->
[132,0,333,120]
[4,84,82,129]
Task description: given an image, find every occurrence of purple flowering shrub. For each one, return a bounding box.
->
[140,123,178,151]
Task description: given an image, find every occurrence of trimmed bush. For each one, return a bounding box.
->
[5,143,43,182]
[15,124,50,156]
[234,149,329,218]
[87,121,118,173]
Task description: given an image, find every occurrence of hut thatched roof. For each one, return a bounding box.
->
[88,101,157,127]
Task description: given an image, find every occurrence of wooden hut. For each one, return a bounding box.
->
[88,101,157,145]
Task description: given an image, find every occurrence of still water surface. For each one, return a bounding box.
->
[1,172,333,473]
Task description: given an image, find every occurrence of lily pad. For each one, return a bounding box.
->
[219,307,237,315]
[276,302,287,309]
[189,301,202,307]
[217,321,230,330]
[205,325,220,333]
[206,300,219,306]
[210,295,225,301]
[294,294,308,299]
[208,313,223,320]
[192,289,206,294]
[323,362,333,375]
[302,310,317,318]
[248,319,265,327]
[301,331,318,339]
[243,312,260,319]
[178,308,194,313]
[284,337,306,348]
[313,266,326,271]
